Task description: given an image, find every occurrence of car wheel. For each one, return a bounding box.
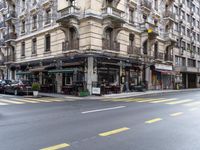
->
[14,90,18,96]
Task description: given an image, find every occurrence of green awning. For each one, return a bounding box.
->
[16,72,31,75]
[48,69,76,74]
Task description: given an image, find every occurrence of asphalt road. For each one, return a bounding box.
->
[0,91,200,150]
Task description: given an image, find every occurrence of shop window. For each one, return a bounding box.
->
[64,73,73,85]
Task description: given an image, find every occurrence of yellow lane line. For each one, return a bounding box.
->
[99,127,130,137]
[137,99,163,102]
[183,102,200,107]
[145,118,162,124]
[11,98,39,103]
[170,112,183,117]
[111,98,144,102]
[0,99,25,104]
[149,98,177,103]
[40,143,70,150]
[189,107,199,111]
[166,99,193,105]
[26,98,53,103]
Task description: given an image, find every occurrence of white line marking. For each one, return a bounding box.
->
[82,106,126,114]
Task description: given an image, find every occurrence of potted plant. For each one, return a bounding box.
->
[78,89,90,97]
[32,82,40,97]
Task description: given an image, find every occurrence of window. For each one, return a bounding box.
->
[187,43,190,51]
[45,9,51,25]
[174,6,178,16]
[21,0,25,11]
[187,29,190,37]
[129,9,134,23]
[154,0,158,11]
[21,20,25,34]
[45,34,50,51]
[182,26,185,35]
[21,42,25,56]
[129,34,135,47]
[181,41,186,50]
[32,15,37,30]
[32,38,37,54]
[198,48,200,55]
[174,23,178,31]
[198,34,200,42]
[32,0,37,6]
[188,59,196,67]
[187,14,190,22]
[182,10,185,19]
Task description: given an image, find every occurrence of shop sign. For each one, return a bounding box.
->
[92,87,101,95]
[155,64,172,71]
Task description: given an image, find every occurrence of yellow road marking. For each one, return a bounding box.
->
[11,98,39,103]
[26,98,53,103]
[166,99,193,105]
[111,98,144,102]
[137,98,163,102]
[150,98,177,103]
[0,99,25,104]
[40,143,70,150]
[183,102,200,107]
[99,127,129,137]
[170,112,183,117]
[189,107,199,111]
[145,118,162,124]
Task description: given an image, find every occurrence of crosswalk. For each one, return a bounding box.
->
[0,97,67,106]
[104,97,200,107]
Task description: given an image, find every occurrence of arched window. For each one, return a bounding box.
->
[154,42,158,57]
[129,34,135,47]
[143,40,148,54]
[104,27,113,50]
[69,27,79,49]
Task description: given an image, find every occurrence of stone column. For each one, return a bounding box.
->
[86,57,97,94]
[56,73,62,93]
[185,74,188,88]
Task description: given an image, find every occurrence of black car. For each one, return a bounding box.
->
[4,80,32,95]
[0,80,12,93]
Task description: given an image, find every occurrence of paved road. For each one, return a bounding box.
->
[0,91,200,150]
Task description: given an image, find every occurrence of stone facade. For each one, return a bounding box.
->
[0,0,199,94]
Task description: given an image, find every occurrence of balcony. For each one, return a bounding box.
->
[62,40,79,51]
[4,32,17,42]
[154,52,164,61]
[5,54,15,63]
[102,39,120,51]
[141,0,152,11]
[102,6,125,23]
[127,46,141,55]
[163,10,175,22]
[163,32,176,43]
[5,11,17,22]
[57,6,80,23]
[165,54,173,62]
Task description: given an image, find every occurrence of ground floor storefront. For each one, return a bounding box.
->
[13,54,143,95]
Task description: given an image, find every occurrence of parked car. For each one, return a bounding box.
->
[4,80,33,95]
[0,80,12,93]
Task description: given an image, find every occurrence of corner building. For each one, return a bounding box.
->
[0,0,199,95]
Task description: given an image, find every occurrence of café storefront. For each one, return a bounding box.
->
[151,64,175,90]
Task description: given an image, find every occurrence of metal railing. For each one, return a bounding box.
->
[127,46,141,55]
[165,54,173,61]
[154,52,164,60]
[163,10,175,20]
[62,39,79,51]
[4,32,17,41]
[141,0,152,10]
[102,39,120,51]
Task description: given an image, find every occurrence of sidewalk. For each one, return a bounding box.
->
[38,88,200,100]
